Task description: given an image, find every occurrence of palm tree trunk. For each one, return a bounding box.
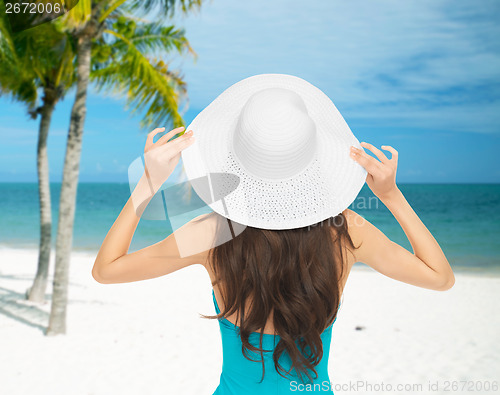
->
[26,90,57,303]
[46,35,92,336]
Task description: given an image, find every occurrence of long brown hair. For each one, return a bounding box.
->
[202,211,356,384]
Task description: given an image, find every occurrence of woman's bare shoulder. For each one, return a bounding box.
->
[177,212,241,267]
[171,212,220,264]
[342,208,379,264]
[343,208,365,244]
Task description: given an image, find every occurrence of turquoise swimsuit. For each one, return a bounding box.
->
[211,289,335,394]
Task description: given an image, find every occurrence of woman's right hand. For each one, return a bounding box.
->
[350,142,399,201]
[143,126,195,193]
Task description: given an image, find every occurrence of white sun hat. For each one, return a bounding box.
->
[181,73,367,230]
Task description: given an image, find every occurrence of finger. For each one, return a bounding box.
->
[155,126,186,146]
[163,131,195,154]
[145,127,166,149]
[350,147,381,174]
[173,132,195,152]
[360,142,390,164]
[381,145,398,163]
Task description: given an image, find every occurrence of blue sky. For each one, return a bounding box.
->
[1,0,499,182]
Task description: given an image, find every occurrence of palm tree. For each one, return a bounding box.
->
[0,14,76,304]
[47,0,203,335]
[23,28,76,304]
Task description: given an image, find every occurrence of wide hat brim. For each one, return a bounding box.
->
[181,73,367,230]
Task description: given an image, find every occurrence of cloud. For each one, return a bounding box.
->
[170,0,500,134]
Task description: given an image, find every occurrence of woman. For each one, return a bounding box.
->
[92,74,454,394]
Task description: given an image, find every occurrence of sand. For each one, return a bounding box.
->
[0,247,499,395]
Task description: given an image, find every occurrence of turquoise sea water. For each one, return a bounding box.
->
[0,183,499,274]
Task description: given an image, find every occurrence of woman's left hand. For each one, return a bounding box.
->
[143,126,195,193]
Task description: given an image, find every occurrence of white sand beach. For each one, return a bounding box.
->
[0,247,499,395]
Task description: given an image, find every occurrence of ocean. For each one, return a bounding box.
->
[0,183,499,274]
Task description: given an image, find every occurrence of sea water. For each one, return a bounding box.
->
[0,183,498,274]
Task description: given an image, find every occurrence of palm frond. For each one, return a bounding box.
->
[0,12,38,109]
[0,3,16,71]
[99,0,128,23]
[0,19,77,113]
[128,0,205,17]
[91,22,193,129]
[62,0,92,30]
[130,23,193,55]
